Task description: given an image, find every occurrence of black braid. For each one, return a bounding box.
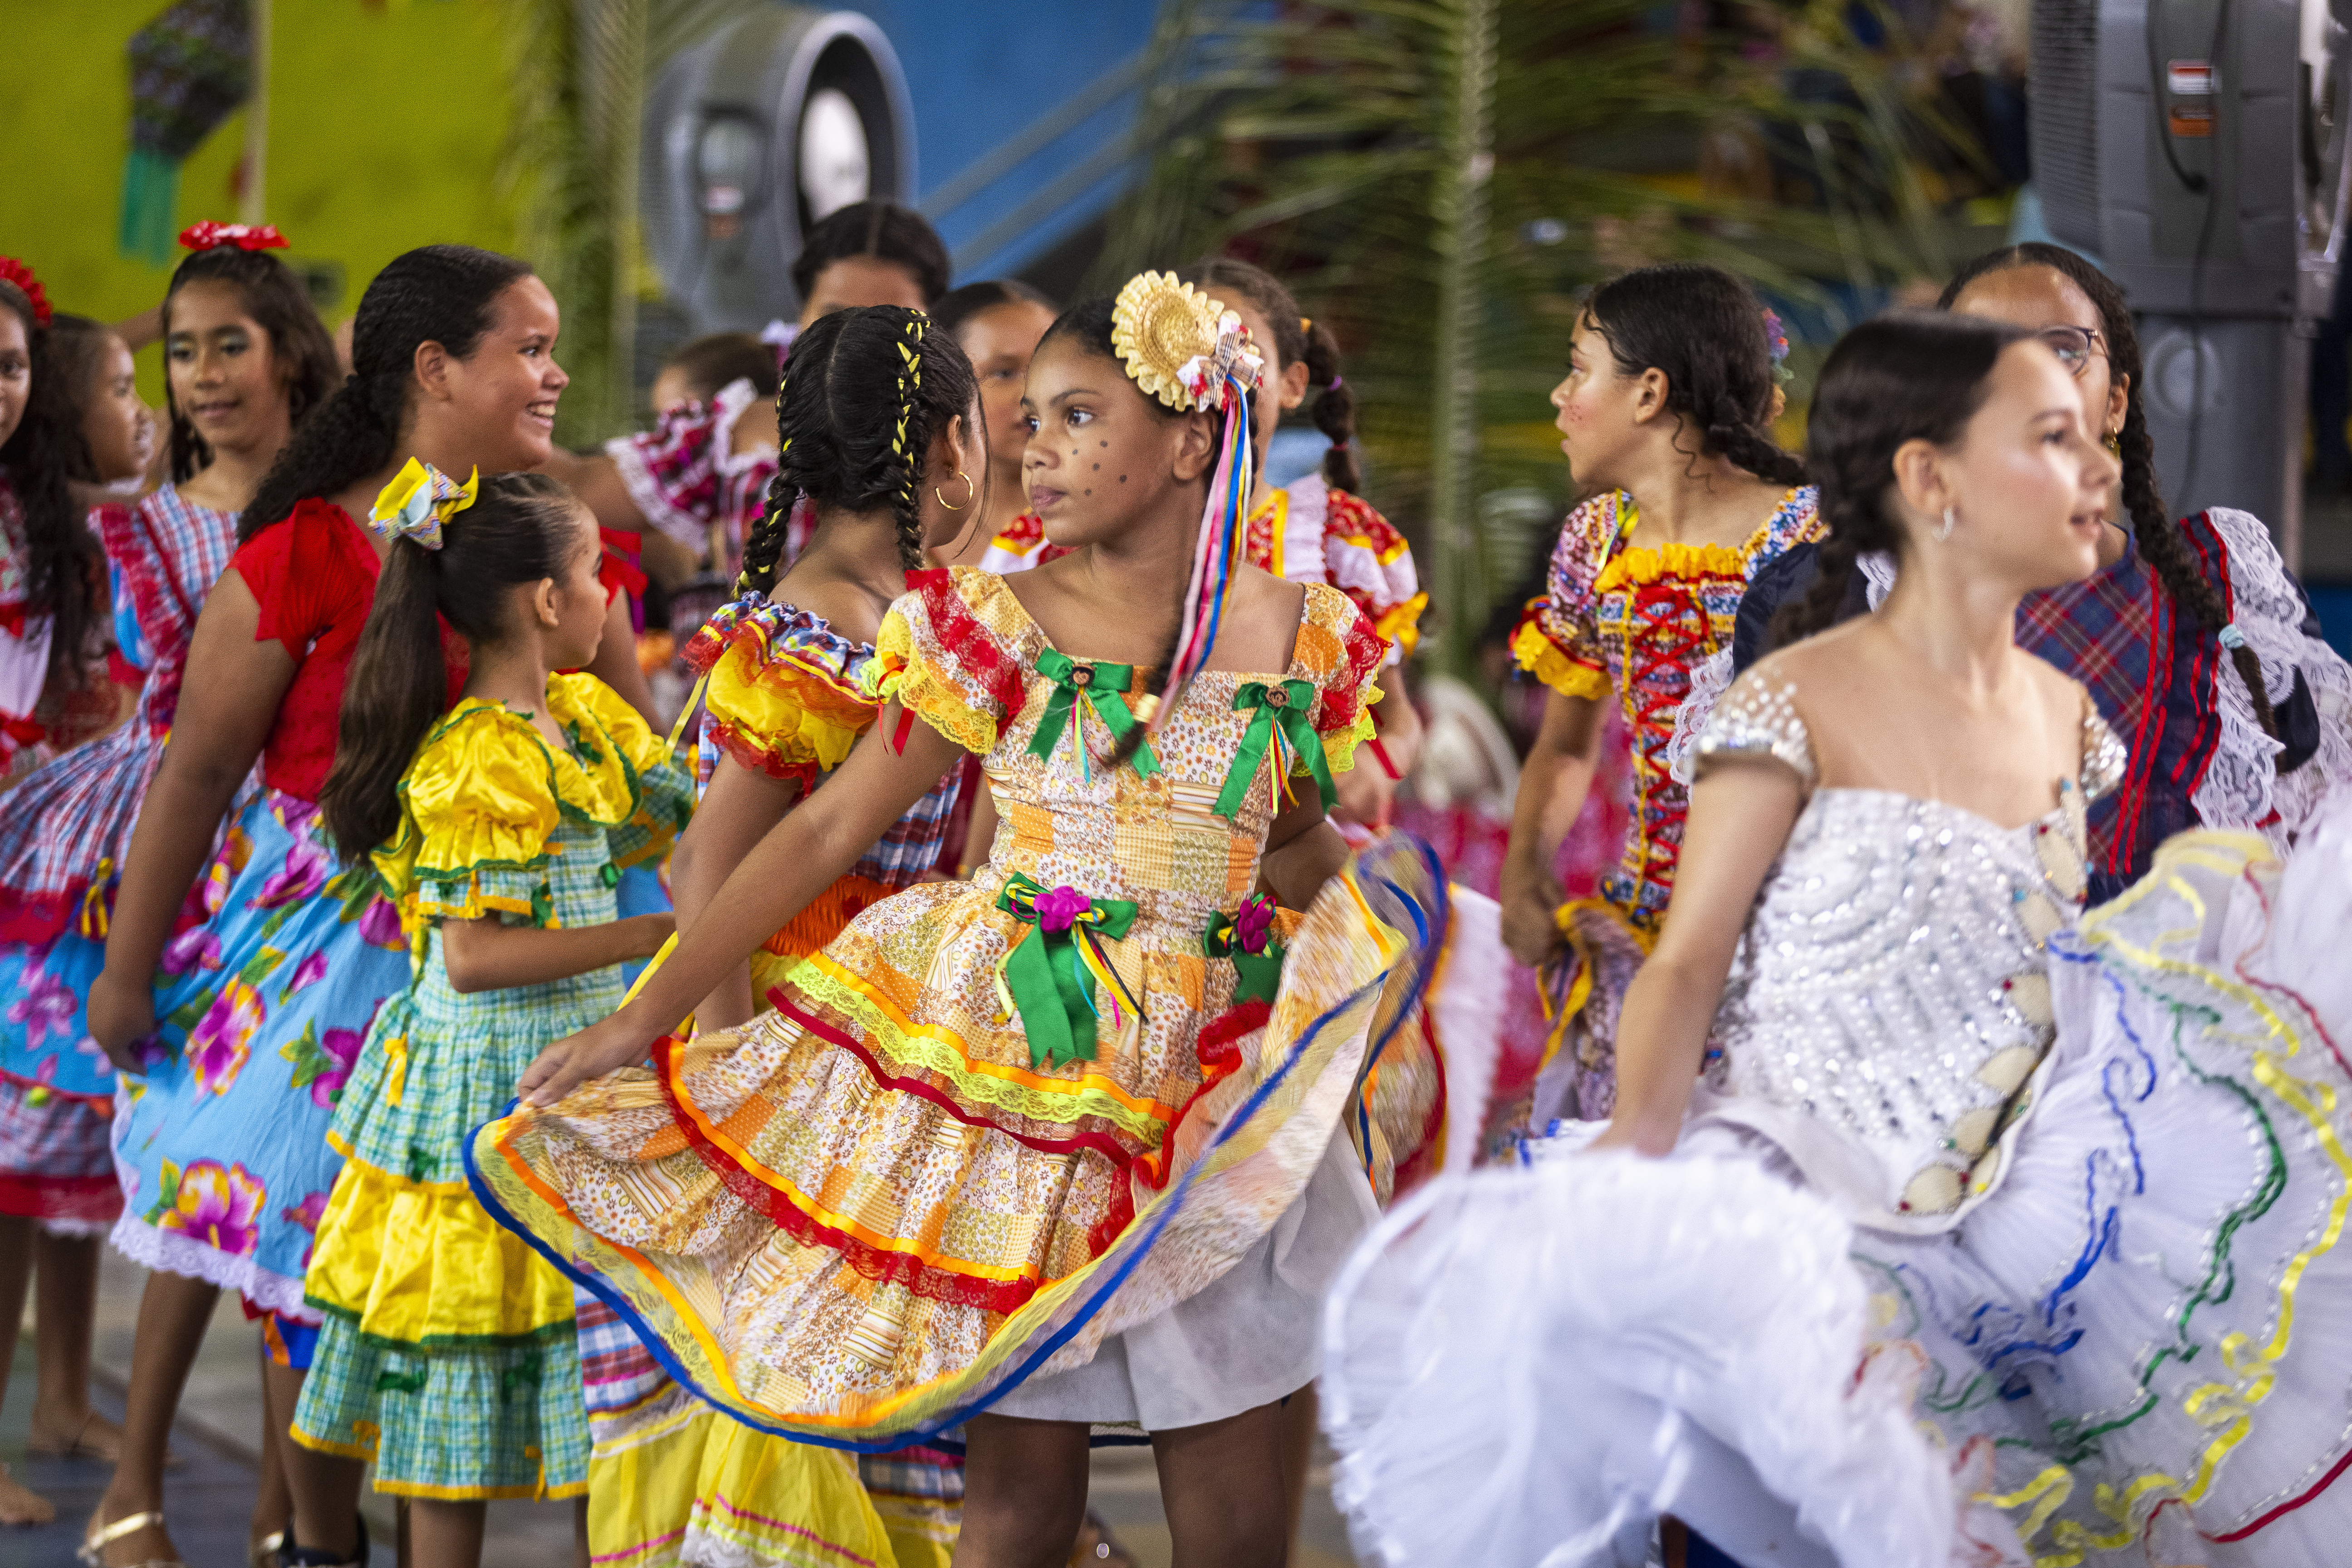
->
[888,313,928,572]
[1939,243,2277,737]
[1769,311,2027,650]
[739,305,977,597]
[1301,319,1361,494]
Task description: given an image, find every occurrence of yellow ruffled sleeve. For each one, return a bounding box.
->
[544,673,693,868]
[373,701,564,931]
[1511,490,1625,701]
[1289,583,1389,777]
[858,568,1018,756]
[695,603,878,783]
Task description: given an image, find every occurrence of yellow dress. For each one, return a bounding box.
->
[473,566,1408,1450]
[291,674,690,1498]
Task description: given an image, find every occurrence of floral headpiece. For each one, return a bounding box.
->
[0,256,52,327]
[370,458,478,551]
[180,221,289,253]
[1108,271,1265,732]
[1762,307,1792,387]
[1112,270,1264,412]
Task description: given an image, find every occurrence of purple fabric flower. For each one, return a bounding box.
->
[158,1160,265,1257]
[1034,885,1092,933]
[1230,895,1276,956]
[311,1028,362,1109]
[6,970,79,1050]
[280,949,329,999]
[282,1190,329,1269]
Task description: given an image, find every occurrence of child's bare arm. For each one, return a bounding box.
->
[441,912,675,994]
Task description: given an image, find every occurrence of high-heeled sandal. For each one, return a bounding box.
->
[76,1509,187,1568]
[275,1511,369,1568]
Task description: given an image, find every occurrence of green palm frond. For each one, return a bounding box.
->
[1098,0,1963,675]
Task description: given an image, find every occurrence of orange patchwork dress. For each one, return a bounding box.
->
[473,566,1414,1444]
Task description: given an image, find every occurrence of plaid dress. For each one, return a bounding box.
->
[0,485,238,1228]
[291,676,690,1499]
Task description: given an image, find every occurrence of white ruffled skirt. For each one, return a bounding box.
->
[1322,795,2352,1568]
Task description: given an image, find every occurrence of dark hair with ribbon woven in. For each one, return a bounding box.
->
[734,304,978,599]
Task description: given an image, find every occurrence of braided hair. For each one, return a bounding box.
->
[1775,312,2029,647]
[1938,243,2277,738]
[735,304,979,597]
[0,309,108,691]
[1177,259,1361,493]
[242,245,534,543]
[1584,263,1808,488]
[162,245,340,482]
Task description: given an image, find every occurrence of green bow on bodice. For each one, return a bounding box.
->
[1212,678,1333,818]
[994,873,1143,1070]
[1028,649,1159,779]
[1203,894,1285,1004]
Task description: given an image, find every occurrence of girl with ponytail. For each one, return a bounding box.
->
[471,273,1410,1568]
[0,229,333,1533]
[1501,261,1818,1130]
[1735,242,2352,901]
[570,304,983,1568]
[293,467,683,1563]
[78,244,565,1568]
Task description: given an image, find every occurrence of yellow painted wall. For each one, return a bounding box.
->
[0,0,518,403]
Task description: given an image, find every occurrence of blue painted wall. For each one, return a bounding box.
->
[843,1,1164,279]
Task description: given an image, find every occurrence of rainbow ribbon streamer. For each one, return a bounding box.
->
[1153,377,1257,737]
[994,875,1145,1069]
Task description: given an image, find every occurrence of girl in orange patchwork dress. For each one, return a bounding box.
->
[575,305,980,1568]
[473,272,1414,1568]
[1502,263,1818,1130]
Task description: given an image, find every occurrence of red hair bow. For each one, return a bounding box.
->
[0,257,50,327]
[179,222,289,253]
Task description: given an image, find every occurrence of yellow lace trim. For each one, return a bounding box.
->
[1321,683,1382,776]
[865,611,999,755]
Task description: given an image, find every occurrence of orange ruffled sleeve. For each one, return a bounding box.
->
[861,567,1029,757]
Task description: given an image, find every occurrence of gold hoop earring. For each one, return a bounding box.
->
[935,470,975,511]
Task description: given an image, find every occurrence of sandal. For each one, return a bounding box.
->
[76,1509,187,1568]
[276,1511,369,1568]
[28,1412,182,1469]
[251,1531,285,1568]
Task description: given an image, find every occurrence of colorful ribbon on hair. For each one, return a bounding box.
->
[369,458,478,550]
[1203,894,1284,1004]
[993,874,1142,1069]
[1027,650,1158,781]
[180,221,288,253]
[1213,679,1333,819]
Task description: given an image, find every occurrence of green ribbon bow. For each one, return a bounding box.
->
[1203,896,1285,1004]
[995,873,1141,1070]
[1213,679,1333,818]
[1028,649,1159,778]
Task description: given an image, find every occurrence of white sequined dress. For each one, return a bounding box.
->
[1322,667,2352,1568]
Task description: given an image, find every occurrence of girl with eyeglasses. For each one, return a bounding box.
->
[1726,243,2352,898]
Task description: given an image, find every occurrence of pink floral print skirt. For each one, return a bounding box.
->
[109,789,409,1317]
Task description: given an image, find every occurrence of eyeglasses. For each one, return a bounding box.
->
[2035,324,2106,377]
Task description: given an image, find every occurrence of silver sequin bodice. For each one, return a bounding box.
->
[1690,671,2124,1231]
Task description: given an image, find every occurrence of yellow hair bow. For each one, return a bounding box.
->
[369,458,478,551]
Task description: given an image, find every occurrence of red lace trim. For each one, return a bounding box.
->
[1314,606,1389,735]
[703,718,828,788]
[907,569,1027,728]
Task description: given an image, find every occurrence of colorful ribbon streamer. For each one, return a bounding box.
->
[994,875,1142,1069]
[1202,894,1284,1004]
[1213,679,1333,818]
[1027,650,1159,779]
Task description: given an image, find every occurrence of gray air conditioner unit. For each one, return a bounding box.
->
[2030,0,2352,564]
[643,8,916,335]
